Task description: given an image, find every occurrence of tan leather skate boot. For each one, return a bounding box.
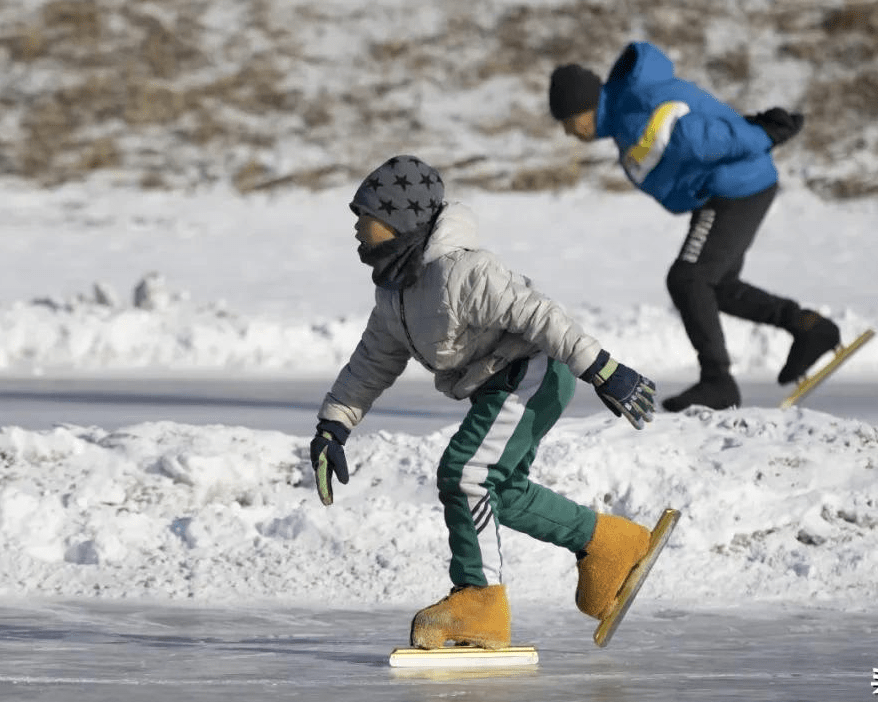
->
[576,514,650,620]
[410,584,511,650]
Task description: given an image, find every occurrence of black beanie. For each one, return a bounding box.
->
[349,155,445,236]
[549,64,603,120]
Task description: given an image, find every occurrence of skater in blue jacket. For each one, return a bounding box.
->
[549,41,840,411]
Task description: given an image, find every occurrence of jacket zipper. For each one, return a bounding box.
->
[398,289,436,371]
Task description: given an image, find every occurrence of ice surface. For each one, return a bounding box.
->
[0,601,874,702]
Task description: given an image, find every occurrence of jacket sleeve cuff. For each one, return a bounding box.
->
[315,419,351,445]
[579,349,610,383]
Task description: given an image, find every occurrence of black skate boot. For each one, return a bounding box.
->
[661,372,740,413]
[778,310,840,385]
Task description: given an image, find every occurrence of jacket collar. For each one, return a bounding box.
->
[423,202,480,264]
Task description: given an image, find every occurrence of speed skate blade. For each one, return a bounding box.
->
[593,508,681,648]
[389,645,538,669]
[780,329,875,409]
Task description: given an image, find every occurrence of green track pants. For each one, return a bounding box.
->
[438,353,598,587]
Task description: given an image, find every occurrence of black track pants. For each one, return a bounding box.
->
[665,183,798,377]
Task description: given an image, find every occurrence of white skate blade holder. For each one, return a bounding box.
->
[389,508,681,665]
[389,645,538,669]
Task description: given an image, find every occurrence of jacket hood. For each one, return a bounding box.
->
[607,41,675,88]
[423,202,480,264]
[596,41,676,139]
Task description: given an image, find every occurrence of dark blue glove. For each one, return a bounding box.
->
[745,107,804,148]
[581,350,656,429]
[309,420,350,505]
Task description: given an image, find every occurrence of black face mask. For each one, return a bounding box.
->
[358,229,429,290]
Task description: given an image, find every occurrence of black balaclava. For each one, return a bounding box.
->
[350,155,445,290]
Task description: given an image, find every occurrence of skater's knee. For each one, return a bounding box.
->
[666,261,695,297]
[438,472,490,502]
[437,474,463,499]
[666,261,713,298]
[713,281,743,310]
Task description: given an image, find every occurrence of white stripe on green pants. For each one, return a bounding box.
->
[438,353,598,587]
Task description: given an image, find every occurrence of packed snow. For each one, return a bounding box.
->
[1,0,876,616]
[2,181,876,379]
[1,405,875,612]
[1,178,876,613]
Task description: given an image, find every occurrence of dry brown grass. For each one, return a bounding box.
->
[644,6,707,52]
[807,177,878,200]
[0,0,877,198]
[803,69,878,153]
[706,48,751,87]
[823,3,878,34]
[508,163,582,192]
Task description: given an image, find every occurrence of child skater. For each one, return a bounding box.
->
[310,154,660,649]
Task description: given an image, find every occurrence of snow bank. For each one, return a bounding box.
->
[2,275,877,379]
[1,407,874,610]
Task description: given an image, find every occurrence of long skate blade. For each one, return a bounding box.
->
[389,645,538,669]
[780,329,875,409]
[593,508,680,648]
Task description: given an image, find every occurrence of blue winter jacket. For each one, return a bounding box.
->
[595,42,777,214]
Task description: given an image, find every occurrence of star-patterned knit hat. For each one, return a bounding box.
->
[349,155,445,236]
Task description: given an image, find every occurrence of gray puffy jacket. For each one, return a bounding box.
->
[318,203,603,430]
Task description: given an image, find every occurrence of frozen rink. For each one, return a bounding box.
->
[1,377,876,701]
[1,376,876,435]
[0,375,876,702]
[0,600,875,702]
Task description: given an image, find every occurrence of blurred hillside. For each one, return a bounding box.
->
[1,0,876,199]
